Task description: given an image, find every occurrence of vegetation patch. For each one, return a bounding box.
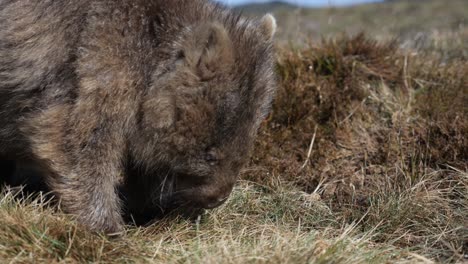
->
[249,33,467,261]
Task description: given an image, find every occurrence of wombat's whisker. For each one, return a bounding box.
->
[159,170,171,205]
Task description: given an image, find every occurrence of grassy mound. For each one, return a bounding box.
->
[0,33,466,263]
[249,33,467,260]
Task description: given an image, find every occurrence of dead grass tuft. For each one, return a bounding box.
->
[247,33,467,261]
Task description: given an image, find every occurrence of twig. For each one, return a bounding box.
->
[339,97,368,125]
[299,125,318,171]
[403,54,409,93]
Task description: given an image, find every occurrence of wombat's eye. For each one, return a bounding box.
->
[203,152,219,166]
[176,50,185,60]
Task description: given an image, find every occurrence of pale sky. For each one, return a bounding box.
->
[215,0,382,7]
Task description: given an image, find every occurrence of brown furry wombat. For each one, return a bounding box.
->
[0,0,277,233]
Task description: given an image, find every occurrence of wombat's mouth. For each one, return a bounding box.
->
[123,191,208,226]
[122,166,213,225]
[123,202,205,226]
[158,187,229,212]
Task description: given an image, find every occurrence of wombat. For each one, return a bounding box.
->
[0,0,277,233]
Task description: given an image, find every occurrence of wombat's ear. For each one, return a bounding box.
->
[183,23,234,80]
[259,14,277,40]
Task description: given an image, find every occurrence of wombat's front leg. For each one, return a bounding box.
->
[49,140,125,234]
[29,107,126,233]
[56,164,124,233]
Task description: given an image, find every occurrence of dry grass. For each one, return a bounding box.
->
[1,1,467,263]
[0,183,432,263]
[247,32,467,262]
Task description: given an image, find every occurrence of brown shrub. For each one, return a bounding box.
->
[248,33,406,190]
[243,33,467,260]
[248,32,467,189]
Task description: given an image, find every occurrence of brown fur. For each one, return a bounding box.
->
[0,0,276,233]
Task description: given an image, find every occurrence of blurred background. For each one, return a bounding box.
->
[215,0,467,61]
[217,0,383,7]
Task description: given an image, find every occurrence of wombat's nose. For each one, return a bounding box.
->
[203,196,229,209]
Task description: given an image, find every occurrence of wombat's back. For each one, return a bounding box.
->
[0,0,85,153]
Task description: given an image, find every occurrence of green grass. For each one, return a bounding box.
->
[1,1,467,263]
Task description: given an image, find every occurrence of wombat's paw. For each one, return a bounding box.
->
[91,221,125,237]
[102,223,126,237]
[78,211,125,236]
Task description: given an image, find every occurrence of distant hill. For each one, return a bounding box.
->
[233,1,299,15]
[230,0,467,61]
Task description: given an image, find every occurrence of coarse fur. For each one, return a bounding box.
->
[0,0,277,233]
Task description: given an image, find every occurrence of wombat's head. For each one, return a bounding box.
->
[138,14,277,213]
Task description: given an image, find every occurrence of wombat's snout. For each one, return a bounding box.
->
[173,177,234,210]
[195,182,234,209]
[203,195,229,209]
